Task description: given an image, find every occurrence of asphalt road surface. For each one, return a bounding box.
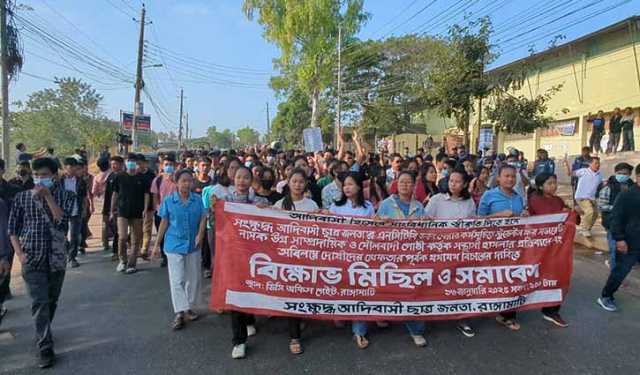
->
[1,247,639,375]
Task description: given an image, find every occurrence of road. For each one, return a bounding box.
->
[1,241,639,374]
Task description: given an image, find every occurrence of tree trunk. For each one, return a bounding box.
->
[310,87,320,128]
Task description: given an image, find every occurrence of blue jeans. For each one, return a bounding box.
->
[352,321,367,336]
[404,321,425,335]
[66,215,82,261]
[352,321,425,336]
[622,128,635,151]
[607,231,617,268]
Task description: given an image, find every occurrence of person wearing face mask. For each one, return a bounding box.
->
[8,157,75,368]
[598,163,635,269]
[254,167,282,204]
[151,154,178,267]
[110,154,149,274]
[9,161,35,190]
[61,157,87,268]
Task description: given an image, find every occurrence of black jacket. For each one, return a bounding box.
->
[601,176,634,229]
[610,184,640,251]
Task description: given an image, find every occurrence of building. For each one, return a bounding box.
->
[470,16,640,158]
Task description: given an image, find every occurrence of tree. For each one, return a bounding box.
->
[340,35,446,138]
[270,88,333,147]
[426,17,493,146]
[243,0,368,128]
[236,126,261,147]
[206,126,235,149]
[11,78,116,156]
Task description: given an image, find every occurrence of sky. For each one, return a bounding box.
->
[11,0,639,139]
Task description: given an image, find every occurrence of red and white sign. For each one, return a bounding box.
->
[211,202,576,321]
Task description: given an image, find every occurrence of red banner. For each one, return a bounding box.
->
[211,202,576,321]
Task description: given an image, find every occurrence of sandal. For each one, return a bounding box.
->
[172,313,185,330]
[289,339,304,355]
[496,315,521,331]
[354,335,369,349]
[185,310,200,321]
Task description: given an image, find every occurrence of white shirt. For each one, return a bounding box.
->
[574,168,603,200]
[329,200,375,217]
[64,176,79,216]
[273,197,318,212]
[424,193,476,219]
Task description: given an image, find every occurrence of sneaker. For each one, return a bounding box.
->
[457,322,476,338]
[247,324,257,337]
[116,261,126,273]
[125,267,137,274]
[542,313,569,328]
[232,344,246,359]
[204,270,212,279]
[411,334,427,347]
[69,259,80,268]
[38,349,55,369]
[597,297,618,312]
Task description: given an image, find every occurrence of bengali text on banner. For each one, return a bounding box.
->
[210,202,576,321]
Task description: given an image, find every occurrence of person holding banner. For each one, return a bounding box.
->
[527,172,570,327]
[327,171,376,349]
[375,171,428,348]
[478,164,526,331]
[213,166,269,359]
[152,169,207,331]
[424,169,478,338]
[273,168,319,355]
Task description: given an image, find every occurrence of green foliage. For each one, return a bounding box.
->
[486,86,562,135]
[243,0,368,128]
[270,88,333,147]
[236,126,261,147]
[426,17,493,144]
[12,78,113,157]
[206,126,236,149]
[11,78,158,158]
[340,35,445,138]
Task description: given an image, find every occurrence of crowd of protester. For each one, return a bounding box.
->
[0,132,639,367]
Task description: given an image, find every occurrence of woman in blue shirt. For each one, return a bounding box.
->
[152,169,207,331]
[376,171,428,348]
[477,165,527,331]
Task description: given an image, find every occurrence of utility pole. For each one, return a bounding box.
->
[184,112,189,146]
[178,88,184,149]
[335,25,342,149]
[132,4,146,152]
[266,102,270,141]
[1,1,10,162]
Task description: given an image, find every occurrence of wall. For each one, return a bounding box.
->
[474,20,640,156]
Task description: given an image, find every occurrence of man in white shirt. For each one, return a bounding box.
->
[572,156,603,237]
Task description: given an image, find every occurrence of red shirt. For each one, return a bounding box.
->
[528,193,566,215]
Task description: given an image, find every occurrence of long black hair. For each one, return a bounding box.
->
[529,172,557,196]
[335,172,366,208]
[446,169,472,200]
[366,164,387,203]
[218,157,241,187]
[281,168,308,211]
[419,162,438,197]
